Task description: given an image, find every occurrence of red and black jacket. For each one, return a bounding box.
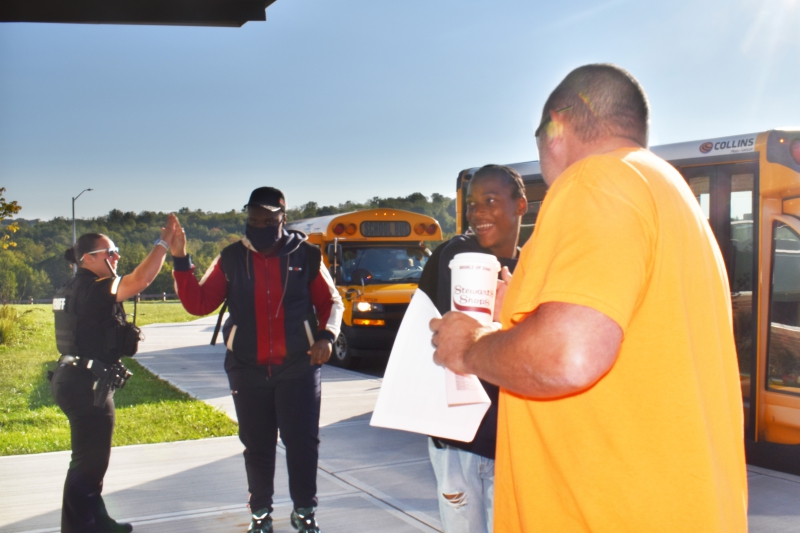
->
[173,230,343,386]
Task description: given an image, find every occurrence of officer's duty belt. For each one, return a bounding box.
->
[57,355,98,369]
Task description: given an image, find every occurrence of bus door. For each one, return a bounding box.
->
[680,162,759,436]
[762,215,800,444]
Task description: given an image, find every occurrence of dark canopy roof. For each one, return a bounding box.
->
[1,0,277,27]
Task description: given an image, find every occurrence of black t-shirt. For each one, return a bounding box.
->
[70,269,126,364]
[417,234,517,459]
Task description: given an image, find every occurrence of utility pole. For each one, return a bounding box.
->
[72,188,93,274]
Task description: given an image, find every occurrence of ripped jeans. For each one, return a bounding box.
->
[428,439,494,533]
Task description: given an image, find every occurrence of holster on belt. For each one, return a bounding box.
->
[88,360,133,407]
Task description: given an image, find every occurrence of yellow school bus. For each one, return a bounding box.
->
[287,209,442,368]
[456,130,800,474]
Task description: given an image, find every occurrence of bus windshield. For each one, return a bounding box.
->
[341,246,429,284]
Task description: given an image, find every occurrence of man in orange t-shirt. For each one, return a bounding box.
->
[431,64,748,532]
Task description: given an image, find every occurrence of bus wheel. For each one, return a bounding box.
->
[332,332,359,369]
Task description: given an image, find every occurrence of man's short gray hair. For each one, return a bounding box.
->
[537,64,649,147]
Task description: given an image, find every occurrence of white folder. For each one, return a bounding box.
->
[370,289,491,442]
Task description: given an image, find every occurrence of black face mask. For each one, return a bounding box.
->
[246,224,282,251]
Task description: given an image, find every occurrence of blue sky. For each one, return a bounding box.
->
[1,0,798,220]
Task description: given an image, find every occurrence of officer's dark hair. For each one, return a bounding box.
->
[538,63,649,147]
[63,233,105,264]
[469,164,527,201]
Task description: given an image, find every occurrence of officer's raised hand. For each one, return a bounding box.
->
[110,213,177,301]
[169,214,187,258]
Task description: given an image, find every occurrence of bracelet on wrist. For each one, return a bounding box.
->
[154,238,169,251]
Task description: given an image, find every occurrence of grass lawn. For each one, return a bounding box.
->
[0,302,237,456]
[122,300,222,327]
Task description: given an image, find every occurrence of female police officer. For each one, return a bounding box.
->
[51,214,178,533]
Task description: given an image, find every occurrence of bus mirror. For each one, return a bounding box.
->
[330,264,343,284]
[345,288,359,301]
[351,268,372,287]
[326,243,343,265]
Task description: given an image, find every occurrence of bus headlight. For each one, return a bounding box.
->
[355,302,384,313]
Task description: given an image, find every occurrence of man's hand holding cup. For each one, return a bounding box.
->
[431,252,503,375]
[431,312,498,374]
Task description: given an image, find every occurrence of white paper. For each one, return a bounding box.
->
[445,369,488,406]
[370,289,491,442]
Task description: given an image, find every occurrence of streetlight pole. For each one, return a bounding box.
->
[72,188,93,274]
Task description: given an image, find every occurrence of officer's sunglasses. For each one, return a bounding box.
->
[81,246,121,261]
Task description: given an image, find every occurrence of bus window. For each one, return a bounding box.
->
[731,219,754,291]
[689,176,711,219]
[341,246,429,284]
[682,164,758,419]
[767,222,800,395]
[729,173,756,410]
[730,174,755,294]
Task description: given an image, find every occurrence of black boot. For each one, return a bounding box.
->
[91,495,132,533]
[96,516,133,533]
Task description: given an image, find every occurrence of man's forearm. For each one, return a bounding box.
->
[461,302,622,399]
[461,325,548,396]
[462,320,586,398]
[172,258,228,316]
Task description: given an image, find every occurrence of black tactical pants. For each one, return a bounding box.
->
[231,363,321,513]
[51,363,116,533]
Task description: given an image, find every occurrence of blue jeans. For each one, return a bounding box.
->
[428,439,494,533]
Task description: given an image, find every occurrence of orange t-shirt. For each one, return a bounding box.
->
[495,148,747,532]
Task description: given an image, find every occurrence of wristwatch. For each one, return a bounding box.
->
[154,238,169,251]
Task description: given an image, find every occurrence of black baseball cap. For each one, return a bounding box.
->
[244,187,286,212]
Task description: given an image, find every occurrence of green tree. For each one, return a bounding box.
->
[0,269,17,302]
[0,187,22,250]
[0,251,52,301]
[27,269,53,299]
[6,192,457,298]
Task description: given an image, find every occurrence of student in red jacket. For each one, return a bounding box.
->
[171,187,343,533]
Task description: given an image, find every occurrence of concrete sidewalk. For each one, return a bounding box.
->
[1,316,799,533]
[1,317,440,533]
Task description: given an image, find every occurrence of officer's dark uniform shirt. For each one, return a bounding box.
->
[67,269,126,365]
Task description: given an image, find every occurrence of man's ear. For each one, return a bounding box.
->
[545,110,566,144]
[515,196,528,217]
[542,112,571,169]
